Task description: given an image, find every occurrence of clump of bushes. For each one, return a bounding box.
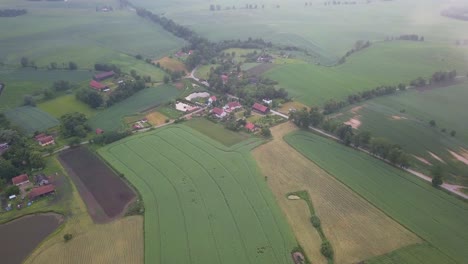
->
[63,233,73,242]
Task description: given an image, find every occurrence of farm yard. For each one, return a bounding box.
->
[26,216,143,264]
[253,122,420,264]
[89,84,179,131]
[285,130,468,264]
[4,106,59,134]
[0,213,64,264]
[98,125,297,264]
[59,147,136,223]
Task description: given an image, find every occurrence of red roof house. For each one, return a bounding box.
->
[227,101,241,109]
[245,122,256,132]
[90,80,107,91]
[12,174,30,186]
[221,74,229,84]
[38,136,55,147]
[28,185,55,200]
[252,103,269,114]
[93,71,115,81]
[96,128,104,135]
[209,96,217,101]
[35,133,47,140]
[212,107,226,118]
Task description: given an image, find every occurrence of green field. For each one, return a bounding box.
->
[366,243,456,264]
[0,68,91,111]
[89,85,179,131]
[99,125,296,264]
[285,130,468,264]
[185,118,249,146]
[264,42,468,106]
[38,94,98,118]
[5,106,59,134]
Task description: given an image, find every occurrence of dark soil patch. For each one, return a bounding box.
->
[0,213,63,264]
[246,63,275,76]
[59,147,136,223]
[415,77,466,92]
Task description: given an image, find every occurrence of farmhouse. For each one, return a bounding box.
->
[12,174,30,186]
[224,101,242,112]
[90,80,108,91]
[208,96,217,105]
[34,174,50,186]
[93,71,115,81]
[212,107,226,118]
[28,185,55,200]
[245,122,256,132]
[96,128,104,135]
[252,102,269,114]
[37,135,55,147]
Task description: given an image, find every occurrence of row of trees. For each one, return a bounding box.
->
[0,9,27,17]
[76,89,103,108]
[338,40,371,64]
[20,57,78,70]
[289,108,411,168]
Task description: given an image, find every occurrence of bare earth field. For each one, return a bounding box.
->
[145,111,168,126]
[252,122,420,264]
[59,147,136,223]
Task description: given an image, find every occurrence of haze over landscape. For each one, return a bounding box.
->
[0,0,467,264]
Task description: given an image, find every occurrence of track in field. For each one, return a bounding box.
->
[99,126,296,264]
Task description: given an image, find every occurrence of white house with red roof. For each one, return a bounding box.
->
[224,101,242,112]
[252,102,269,114]
[208,95,217,105]
[35,134,55,147]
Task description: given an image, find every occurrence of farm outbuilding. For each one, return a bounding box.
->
[0,142,9,155]
[28,185,55,200]
[37,136,55,147]
[12,174,30,186]
[252,102,269,114]
[34,174,50,186]
[212,107,226,118]
[90,80,108,91]
[93,71,115,81]
[245,122,256,132]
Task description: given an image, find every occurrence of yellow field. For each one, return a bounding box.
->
[252,122,420,264]
[154,56,188,73]
[145,111,168,126]
[278,101,309,115]
[27,216,143,264]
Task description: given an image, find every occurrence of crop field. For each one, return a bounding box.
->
[332,81,468,185]
[0,68,91,111]
[89,84,179,131]
[195,64,218,80]
[264,41,468,106]
[38,94,97,118]
[253,122,420,264]
[5,106,59,134]
[99,125,297,264]
[28,216,143,264]
[154,57,188,73]
[59,147,136,223]
[285,130,468,264]
[145,111,168,126]
[366,243,457,264]
[185,118,249,146]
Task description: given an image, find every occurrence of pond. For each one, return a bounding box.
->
[0,213,64,264]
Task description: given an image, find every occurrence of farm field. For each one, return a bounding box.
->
[185,118,249,146]
[195,64,218,80]
[252,122,420,264]
[5,106,59,134]
[264,41,468,106]
[154,57,188,73]
[285,130,468,263]
[0,214,63,264]
[27,216,143,264]
[332,81,468,185]
[89,84,179,131]
[145,111,168,126]
[99,125,297,264]
[59,147,136,223]
[38,94,98,118]
[0,68,91,111]
[366,243,457,264]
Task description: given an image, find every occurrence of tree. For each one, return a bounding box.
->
[320,241,334,259]
[309,107,324,127]
[49,62,58,70]
[60,112,91,138]
[431,165,444,187]
[261,127,271,137]
[76,89,103,108]
[63,234,73,242]
[20,57,29,67]
[335,124,353,145]
[53,80,72,92]
[450,130,456,137]
[68,61,78,70]
[0,159,20,181]
[23,95,36,106]
[4,185,20,197]
[163,75,170,84]
[429,120,436,127]
[352,131,371,148]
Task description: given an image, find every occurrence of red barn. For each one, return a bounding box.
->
[245,122,256,132]
[12,174,30,186]
[93,71,115,81]
[37,136,55,147]
[90,80,107,91]
[212,107,226,118]
[252,102,269,114]
[28,185,55,200]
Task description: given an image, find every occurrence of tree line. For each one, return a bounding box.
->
[20,57,78,70]
[338,40,371,64]
[0,9,27,17]
[289,108,411,168]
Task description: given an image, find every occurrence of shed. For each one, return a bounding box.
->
[245,122,256,132]
[93,71,115,81]
[38,136,55,147]
[12,174,30,186]
[90,80,107,91]
[212,107,226,118]
[29,185,55,200]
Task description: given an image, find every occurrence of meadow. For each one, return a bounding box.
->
[89,84,179,131]
[38,94,98,118]
[99,125,297,264]
[185,118,249,146]
[5,106,59,134]
[253,123,420,264]
[264,41,468,106]
[285,130,468,264]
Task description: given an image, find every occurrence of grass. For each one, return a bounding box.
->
[89,84,179,131]
[0,68,92,111]
[285,130,468,264]
[253,122,419,264]
[5,106,59,134]
[155,57,188,73]
[184,118,249,146]
[155,105,183,119]
[365,243,456,264]
[98,125,297,264]
[332,82,468,185]
[38,94,98,118]
[195,64,218,79]
[145,111,168,126]
[264,41,468,106]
